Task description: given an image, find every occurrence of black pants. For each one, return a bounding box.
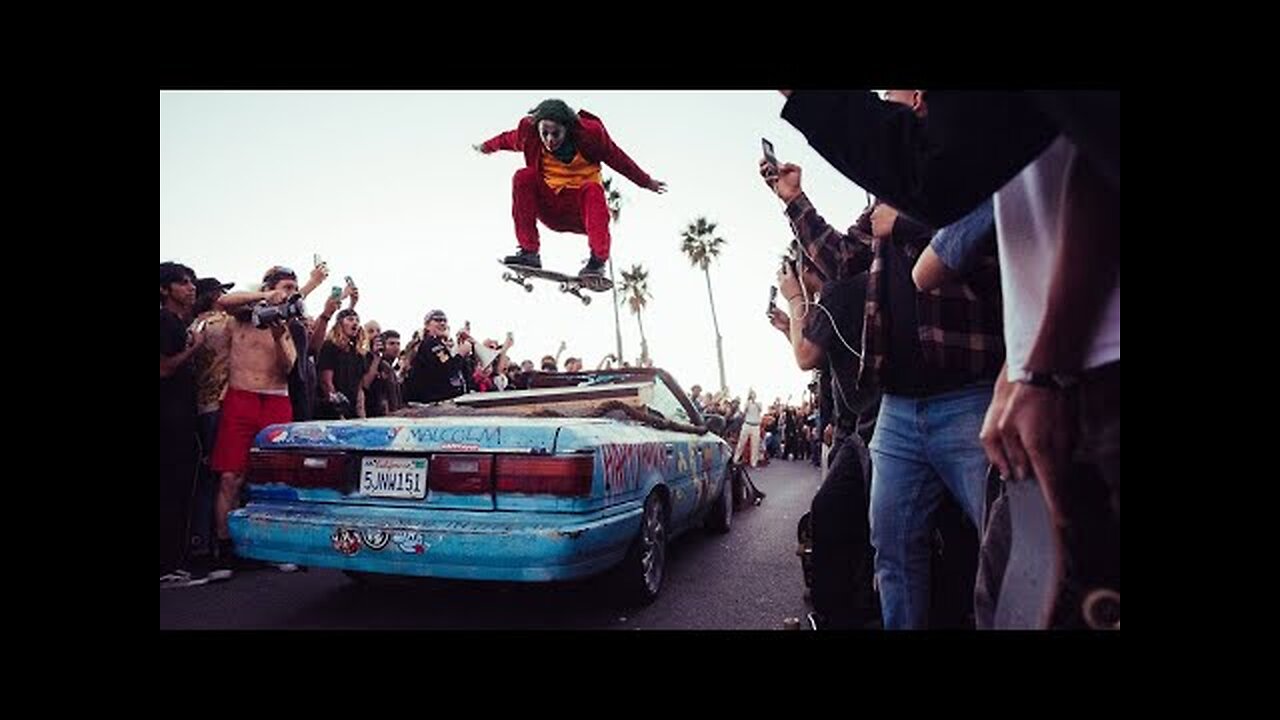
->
[810,429,879,628]
[1051,360,1121,628]
[159,426,198,575]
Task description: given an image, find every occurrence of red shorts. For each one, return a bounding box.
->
[210,388,293,474]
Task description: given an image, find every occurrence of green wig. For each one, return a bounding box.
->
[529,98,579,130]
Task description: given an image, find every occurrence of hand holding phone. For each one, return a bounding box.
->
[762,138,780,175]
[329,286,343,300]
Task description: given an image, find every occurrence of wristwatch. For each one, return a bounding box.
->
[1010,367,1077,390]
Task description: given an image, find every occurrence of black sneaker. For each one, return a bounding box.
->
[503,249,541,268]
[578,255,606,278]
[209,540,236,582]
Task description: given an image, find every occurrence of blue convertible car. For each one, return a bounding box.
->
[228,369,733,604]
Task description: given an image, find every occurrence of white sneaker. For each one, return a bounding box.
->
[160,569,210,589]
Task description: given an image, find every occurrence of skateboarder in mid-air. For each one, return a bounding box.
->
[475,98,667,278]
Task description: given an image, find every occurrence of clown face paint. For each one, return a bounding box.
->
[538,120,566,152]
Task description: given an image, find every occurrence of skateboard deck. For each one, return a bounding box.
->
[500,260,612,305]
[994,477,1057,629]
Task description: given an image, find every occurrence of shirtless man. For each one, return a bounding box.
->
[209,265,299,578]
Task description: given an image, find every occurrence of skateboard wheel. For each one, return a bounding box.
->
[1083,588,1120,630]
[502,272,512,282]
[524,283,533,292]
[581,295,591,305]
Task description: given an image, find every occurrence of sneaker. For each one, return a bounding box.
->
[209,540,236,582]
[159,569,189,586]
[159,568,210,589]
[274,563,300,573]
[578,255,606,278]
[502,249,541,268]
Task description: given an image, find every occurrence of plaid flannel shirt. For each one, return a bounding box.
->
[785,193,1004,391]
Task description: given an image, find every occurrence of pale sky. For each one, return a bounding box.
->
[159,90,871,407]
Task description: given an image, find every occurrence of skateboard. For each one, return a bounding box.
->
[499,260,613,305]
[994,472,1120,630]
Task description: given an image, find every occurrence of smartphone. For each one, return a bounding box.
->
[313,253,323,268]
[344,275,355,288]
[329,286,343,300]
[762,138,780,173]
[768,285,778,315]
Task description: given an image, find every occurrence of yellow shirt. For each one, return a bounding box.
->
[541,148,602,192]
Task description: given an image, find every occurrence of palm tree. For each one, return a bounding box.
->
[603,176,625,364]
[617,264,652,366]
[680,216,727,393]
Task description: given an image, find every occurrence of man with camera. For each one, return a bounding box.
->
[209,265,300,578]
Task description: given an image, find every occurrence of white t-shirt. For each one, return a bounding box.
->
[994,135,1121,380]
[743,400,762,425]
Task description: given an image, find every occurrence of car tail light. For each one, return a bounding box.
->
[428,454,493,494]
[494,455,594,497]
[248,451,352,490]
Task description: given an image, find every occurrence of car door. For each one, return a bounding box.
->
[646,377,711,530]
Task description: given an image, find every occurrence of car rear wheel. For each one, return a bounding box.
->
[705,467,733,534]
[615,491,668,606]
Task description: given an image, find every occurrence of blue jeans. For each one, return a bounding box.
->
[869,384,991,629]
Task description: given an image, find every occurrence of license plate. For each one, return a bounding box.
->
[360,457,428,499]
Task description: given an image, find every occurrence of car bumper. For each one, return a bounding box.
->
[227,501,643,582]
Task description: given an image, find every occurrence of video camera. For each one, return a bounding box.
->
[251,293,306,329]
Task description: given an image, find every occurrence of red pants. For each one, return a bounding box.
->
[512,167,611,260]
